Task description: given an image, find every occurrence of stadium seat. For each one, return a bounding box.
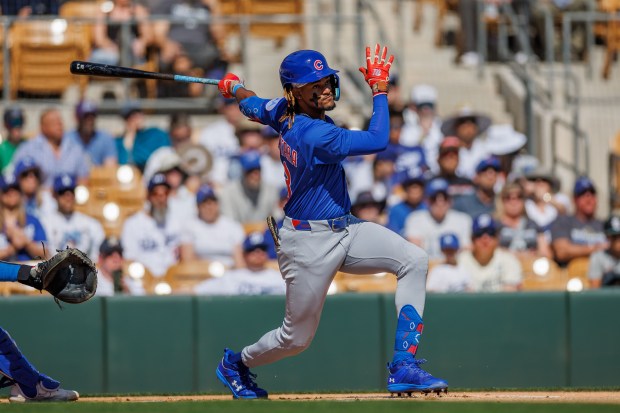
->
[164,260,213,294]
[608,131,620,210]
[566,256,590,289]
[9,20,89,98]
[337,271,397,293]
[519,256,567,291]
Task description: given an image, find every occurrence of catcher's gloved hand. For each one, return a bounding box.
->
[18,248,98,304]
[358,44,394,96]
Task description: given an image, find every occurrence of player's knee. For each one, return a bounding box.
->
[402,244,429,278]
[280,333,314,356]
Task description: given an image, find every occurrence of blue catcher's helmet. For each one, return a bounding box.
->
[279,50,340,100]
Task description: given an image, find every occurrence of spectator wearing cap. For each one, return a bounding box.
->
[96,237,145,296]
[387,110,428,192]
[12,108,89,189]
[180,185,245,268]
[66,100,117,167]
[260,125,286,191]
[115,103,171,172]
[219,151,280,225]
[457,214,523,292]
[0,174,46,261]
[199,98,243,187]
[440,106,492,179]
[142,114,198,217]
[523,167,570,230]
[41,174,105,261]
[549,176,607,267]
[453,156,501,218]
[404,178,472,259]
[194,232,286,296]
[0,107,26,173]
[401,84,443,172]
[435,136,476,202]
[588,216,620,288]
[13,157,56,219]
[351,191,387,225]
[121,173,182,277]
[386,170,427,236]
[426,233,473,292]
[496,182,552,259]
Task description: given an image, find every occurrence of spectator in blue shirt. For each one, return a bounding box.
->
[453,156,500,219]
[387,170,427,236]
[115,102,171,172]
[11,108,90,189]
[66,100,118,167]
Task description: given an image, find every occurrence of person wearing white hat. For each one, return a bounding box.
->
[401,84,443,173]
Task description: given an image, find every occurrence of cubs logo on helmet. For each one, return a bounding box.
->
[314,60,323,70]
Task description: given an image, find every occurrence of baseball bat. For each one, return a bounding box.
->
[69,61,220,85]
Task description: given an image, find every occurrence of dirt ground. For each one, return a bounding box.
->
[77,392,620,404]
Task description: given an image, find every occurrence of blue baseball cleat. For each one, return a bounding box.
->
[216,348,268,399]
[387,358,448,396]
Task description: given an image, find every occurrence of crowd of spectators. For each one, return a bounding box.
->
[0,1,617,296]
[0,77,615,297]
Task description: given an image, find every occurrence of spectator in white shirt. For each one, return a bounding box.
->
[42,174,105,260]
[427,233,473,292]
[194,232,285,296]
[458,213,523,292]
[180,184,245,268]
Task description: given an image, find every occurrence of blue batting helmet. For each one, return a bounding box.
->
[279,50,340,100]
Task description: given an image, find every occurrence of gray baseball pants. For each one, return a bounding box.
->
[241,215,429,368]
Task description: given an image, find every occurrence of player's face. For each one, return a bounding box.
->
[295,77,336,116]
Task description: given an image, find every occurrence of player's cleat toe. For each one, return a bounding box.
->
[216,348,268,399]
[386,358,448,394]
[8,383,79,403]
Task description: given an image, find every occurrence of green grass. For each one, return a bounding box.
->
[4,401,620,413]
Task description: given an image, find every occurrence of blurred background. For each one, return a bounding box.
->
[0,0,619,297]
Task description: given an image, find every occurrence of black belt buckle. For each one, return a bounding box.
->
[330,216,349,232]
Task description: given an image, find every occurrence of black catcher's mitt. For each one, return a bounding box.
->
[19,248,98,304]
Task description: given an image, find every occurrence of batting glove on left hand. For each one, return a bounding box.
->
[359,44,394,96]
[218,72,243,99]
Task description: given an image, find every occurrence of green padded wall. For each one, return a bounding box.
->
[104,296,195,393]
[0,296,104,393]
[197,294,385,392]
[382,292,570,388]
[569,290,620,387]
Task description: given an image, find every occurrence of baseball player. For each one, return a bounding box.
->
[0,248,97,402]
[214,44,448,399]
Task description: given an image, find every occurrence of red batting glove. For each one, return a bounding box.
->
[218,72,242,99]
[358,44,394,96]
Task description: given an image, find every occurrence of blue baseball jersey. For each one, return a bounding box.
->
[239,94,390,220]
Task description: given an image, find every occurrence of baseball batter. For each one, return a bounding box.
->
[215,44,448,399]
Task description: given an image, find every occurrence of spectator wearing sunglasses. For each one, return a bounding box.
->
[457,213,522,292]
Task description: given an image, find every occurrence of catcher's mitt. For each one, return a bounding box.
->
[19,248,97,304]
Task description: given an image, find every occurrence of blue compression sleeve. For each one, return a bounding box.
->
[347,94,390,155]
[0,261,20,282]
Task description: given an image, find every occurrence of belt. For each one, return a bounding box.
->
[286,214,351,232]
